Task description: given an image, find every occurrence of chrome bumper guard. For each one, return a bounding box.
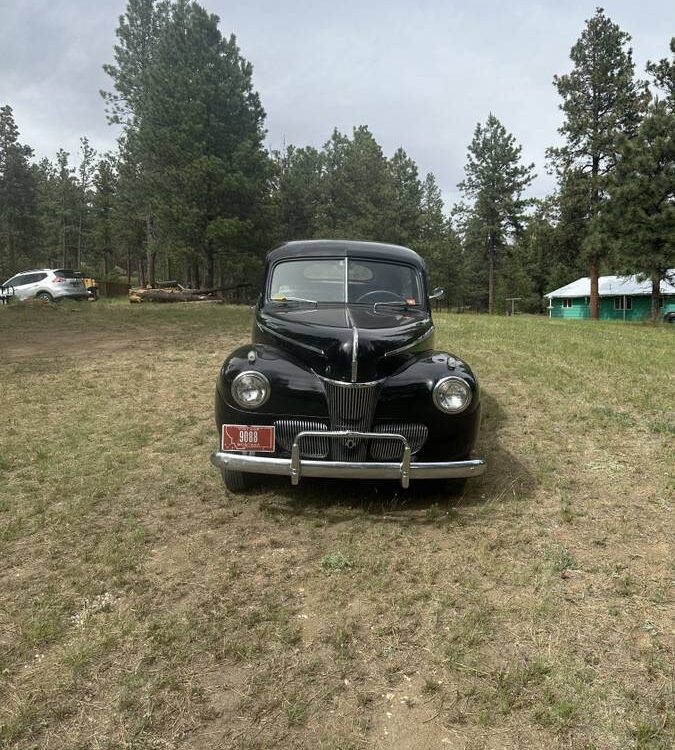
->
[211,429,486,489]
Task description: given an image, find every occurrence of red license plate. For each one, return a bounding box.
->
[221,424,275,452]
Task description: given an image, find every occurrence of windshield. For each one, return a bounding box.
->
[269,258,423,306]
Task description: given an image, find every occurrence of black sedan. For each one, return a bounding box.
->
[211,240,485,492]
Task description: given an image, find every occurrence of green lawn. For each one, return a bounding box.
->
[0,301,673,749]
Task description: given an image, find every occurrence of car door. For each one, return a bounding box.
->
[18,273,45,300]
[6,274,34,300]
[31,272,50,297]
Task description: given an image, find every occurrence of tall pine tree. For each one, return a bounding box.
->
[548,7,646,318]
[0,105,36,277]
[456,113,534,313]
[646,37,675,106]
[602,101,675,320]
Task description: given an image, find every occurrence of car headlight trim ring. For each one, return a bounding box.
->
[432,376,472,414]
[231,370,271,409]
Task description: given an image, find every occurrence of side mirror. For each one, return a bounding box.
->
[429,287,445,301]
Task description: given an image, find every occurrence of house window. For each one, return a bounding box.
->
[660,296,664,308]
[614,297,632,310]
[562,298,572,308]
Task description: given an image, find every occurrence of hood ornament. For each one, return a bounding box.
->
[346,307,359,382]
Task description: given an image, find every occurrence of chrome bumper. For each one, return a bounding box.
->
[210,429,486,488]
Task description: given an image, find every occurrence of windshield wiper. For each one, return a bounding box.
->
[373,300,409,312]
[272,296,318,306]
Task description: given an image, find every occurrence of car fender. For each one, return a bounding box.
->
[216,344,329,426]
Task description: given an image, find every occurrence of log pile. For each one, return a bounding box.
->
[129,285,225,304]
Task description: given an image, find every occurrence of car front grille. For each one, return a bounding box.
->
[275,419,329,458]
[370,423,428,460]
[321,378,382,461]
[279,380,428,464]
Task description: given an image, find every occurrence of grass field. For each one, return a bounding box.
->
[0,300,673,750]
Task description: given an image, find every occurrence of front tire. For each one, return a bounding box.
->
[36,291,53,302]
[220,468,255,493]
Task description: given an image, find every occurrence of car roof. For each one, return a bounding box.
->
[266,240,426,270]
[11,274,81,278]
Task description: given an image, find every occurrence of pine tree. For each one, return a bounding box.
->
[548,7,646,318]
[457,114,534,313]
[384,147,422,246]
[319,126,391,240]
[275,145,324,241]
[91,155,118,277]
[646,37,675,106]
[602,101,675,319]
[0,105,36,277]
[104,0,271,287]
[417,173,459,306]
[102,0,163,128]
[518,199,568,311]
[76,137,97,269]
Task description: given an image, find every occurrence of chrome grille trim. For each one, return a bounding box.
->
[318,376,383,461]
[275,419,329,458]
[345,306,358,383]
[370,423,428,460]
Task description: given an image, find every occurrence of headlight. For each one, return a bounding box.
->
[432,376,472,414]
[231,371,271,409]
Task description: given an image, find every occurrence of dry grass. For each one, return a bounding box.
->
[0,300,673,750]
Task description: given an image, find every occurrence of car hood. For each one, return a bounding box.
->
[254,303,434,381]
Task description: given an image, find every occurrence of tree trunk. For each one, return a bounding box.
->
[146,215,156,286]
[77,214,83,269]
[103,245,110,277]
[589,259,600,319]
[61,215,67,268]
[205,243,215,289]
[651,273,661,321]
[126,248,131,286]
[192,258,200,290]
[7,213,15,273]
[488,244,495,314]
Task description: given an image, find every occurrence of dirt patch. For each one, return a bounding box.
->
[0,305,673,750]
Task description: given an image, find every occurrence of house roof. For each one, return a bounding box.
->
[545,271,675,299]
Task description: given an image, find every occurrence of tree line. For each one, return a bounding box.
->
[0,2,673,316]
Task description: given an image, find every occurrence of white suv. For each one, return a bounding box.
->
[0,269,90,302]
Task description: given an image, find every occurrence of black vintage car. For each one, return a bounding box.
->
[211,240,485,492]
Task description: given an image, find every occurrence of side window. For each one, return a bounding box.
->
[614,297,632,311]
[12,275,31,287]
[562,298,572,308]
[34,273,48,282]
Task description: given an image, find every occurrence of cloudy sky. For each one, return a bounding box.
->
[1,0,672,207]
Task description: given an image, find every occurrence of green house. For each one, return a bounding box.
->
[545,272,675,321]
